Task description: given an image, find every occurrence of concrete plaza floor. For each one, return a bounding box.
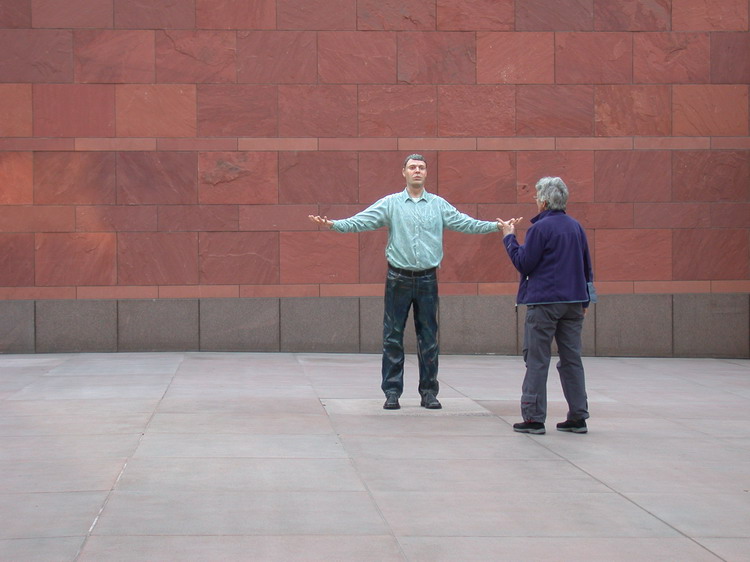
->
[0,352,749,561]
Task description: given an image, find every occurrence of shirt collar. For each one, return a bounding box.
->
[401,187,432,202]
[531,209,566,223]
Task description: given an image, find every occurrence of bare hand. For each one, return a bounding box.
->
[497,217,523,236]
[308,215,334,229]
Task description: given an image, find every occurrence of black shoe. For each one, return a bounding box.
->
[420,393,442,409]
[383,394,400,410]
[557,419,587,433]
[513,421,545,434]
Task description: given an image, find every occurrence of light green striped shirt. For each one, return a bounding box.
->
[332,188,499,270]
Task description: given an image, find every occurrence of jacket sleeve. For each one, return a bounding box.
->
[581,227,593,284]
[503,226,545,276]
[581,226,596,305]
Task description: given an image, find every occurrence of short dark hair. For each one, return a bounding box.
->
[403,153,426,168]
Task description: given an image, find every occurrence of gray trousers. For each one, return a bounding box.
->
[521,302,589,423]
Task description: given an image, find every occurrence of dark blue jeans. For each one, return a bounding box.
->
[381,268,439,398]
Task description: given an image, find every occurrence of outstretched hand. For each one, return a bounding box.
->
[308,215,334,229]
[497,217,523,237]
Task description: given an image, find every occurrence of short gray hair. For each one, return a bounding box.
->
[535,176,569,210]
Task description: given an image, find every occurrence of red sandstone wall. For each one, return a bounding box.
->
[0,0,748,301]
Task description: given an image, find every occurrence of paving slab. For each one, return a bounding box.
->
[0,352,747,561]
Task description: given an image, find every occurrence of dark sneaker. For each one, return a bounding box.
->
[556,419,587,433]
[420,392,442,409]
[383,394,400,410]
[513,421,545,434]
